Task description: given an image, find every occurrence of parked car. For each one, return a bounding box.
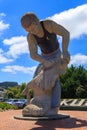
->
[5,99,27,108]
[0,97,4,102]
[13,99,27,108]
[5,99,18,105]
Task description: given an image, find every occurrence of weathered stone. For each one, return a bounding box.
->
[21,12,70,117]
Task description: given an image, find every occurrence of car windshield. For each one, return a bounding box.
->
[6,99,13,102]
[18,99,26,102]
[6,99,18,102]
[13,99,18,102]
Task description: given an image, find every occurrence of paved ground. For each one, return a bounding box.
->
[0,109,87,130]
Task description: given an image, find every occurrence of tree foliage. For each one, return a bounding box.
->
[60,65,87,98]
[6,83,26,99]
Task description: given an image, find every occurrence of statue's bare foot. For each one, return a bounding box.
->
[45,107,59,116]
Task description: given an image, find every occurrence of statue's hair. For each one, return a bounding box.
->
[21,12,39,28]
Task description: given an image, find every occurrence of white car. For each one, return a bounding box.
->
[13,99,27,108]
[5,99,19,105]
[5,99,27,108]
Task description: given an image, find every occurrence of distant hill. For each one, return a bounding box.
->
[0,82,19,89]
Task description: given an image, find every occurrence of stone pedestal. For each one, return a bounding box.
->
[14,114,70,120]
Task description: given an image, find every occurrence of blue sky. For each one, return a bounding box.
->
[0,0,87,84]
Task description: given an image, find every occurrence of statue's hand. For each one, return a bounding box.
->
[63,51,70,64]
[43,60,54,69]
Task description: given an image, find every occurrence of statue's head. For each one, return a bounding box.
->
[21,12,39,29]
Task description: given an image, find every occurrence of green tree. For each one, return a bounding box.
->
[6,83,27,99]
[7,91,14,98]
[19,82,26,93]
[76,85,85,98]
[6,86,19,98]
[60,65,87,98]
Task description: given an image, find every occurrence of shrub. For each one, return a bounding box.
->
[0,102,18,110]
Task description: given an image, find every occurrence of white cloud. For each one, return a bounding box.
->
[0,13,6,17]
[0,21,9,30]
[0,48,13,63]
[69,53,87,66]
[3,36,29,58]
[49,4,87,39]
[1,65,37,74]
[0,13,9,32]
[0,54,13,63]
[0,36,29,63]
[3,36,26,45]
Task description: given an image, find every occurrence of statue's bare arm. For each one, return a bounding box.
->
[27,33,45,63]
[43,20,70,55]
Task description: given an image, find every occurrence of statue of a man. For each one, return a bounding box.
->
[21,12,70,116]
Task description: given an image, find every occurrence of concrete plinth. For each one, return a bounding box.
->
[14,114,70,120]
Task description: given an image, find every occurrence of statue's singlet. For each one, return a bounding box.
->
[34,21,59,54]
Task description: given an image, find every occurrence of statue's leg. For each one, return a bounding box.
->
[51,80,61,108]
[44,80,61,116]
[22,97,51,117]
[49,80,61,115]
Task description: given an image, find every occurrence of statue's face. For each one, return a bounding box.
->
[25,21,44,37]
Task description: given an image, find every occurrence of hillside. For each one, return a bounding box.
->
[0,82,19,89]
